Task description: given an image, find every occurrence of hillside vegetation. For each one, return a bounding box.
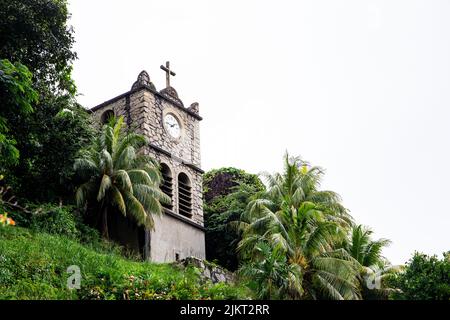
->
[0,227,249,300]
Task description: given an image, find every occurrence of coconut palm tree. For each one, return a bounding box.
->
[262,154,352,228]
[344,224,396,299]
[239,241,302,299]
[74,116,169,238]
[238,153,360,300]
[346,225,391,268]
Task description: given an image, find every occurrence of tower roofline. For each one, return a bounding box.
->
[89,85,203,121]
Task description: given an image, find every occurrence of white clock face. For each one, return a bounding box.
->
[164,113,181,138]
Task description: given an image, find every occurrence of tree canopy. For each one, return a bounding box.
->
[0,0,77,94]
[0,59,38,168]
[203,167,265,271]
[0,0,93,202]
[389,252,450,300]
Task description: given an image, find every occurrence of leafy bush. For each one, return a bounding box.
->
[0,59,38,168]
[203,167,265,271]
[388,252,450,300]
[0,227,249,300]
[28,204,79,239]
[6,203,100,243]
[203,167,265,203]
[5,98,95,203]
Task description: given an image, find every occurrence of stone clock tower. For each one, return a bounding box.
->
[90,62,205,262]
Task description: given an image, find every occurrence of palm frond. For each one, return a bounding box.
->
[75,181,96,207]
[114,145,136,170]
[127,169,154,186]
[99,149,113,175]
[110,185,126,216]
[313,274,345,300]
[113,170,133,194]
[113,132,146,163]
[73,158,98,181]
[132,184,166,214]
[97,174,112,201]
[122,190,152,229]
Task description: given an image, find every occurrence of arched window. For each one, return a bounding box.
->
[101,109,114,124]
[178,173,192,217]
[160,163,173,211]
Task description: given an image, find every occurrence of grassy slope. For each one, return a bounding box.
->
[0,227,248,300]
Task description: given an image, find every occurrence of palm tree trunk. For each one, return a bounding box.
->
[101,206,109,238]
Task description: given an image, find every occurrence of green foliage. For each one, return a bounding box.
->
[28,205,79,239]
[0,0,77,94]
[0,1,93,203]
[238,153,360,300]
[343,224,394,300]
[203,167,265,271]
[0,59,37,114]
[0,178,101,246]
[239,242,301,299]
[74,116,169,238]
[203,167,265,202]
[5,96,94,202]
[0,227,248,300]
[346,225,391,268]
[389,252,450,300]
[5,202,101,245]
[0,59,38,168]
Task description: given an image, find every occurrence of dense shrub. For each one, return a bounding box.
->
[203,168,265,271]
[28,204,79,239]
[203,167,265,203]
[6,204,99,243]
[388,252,450,300]
[0,59,38,168]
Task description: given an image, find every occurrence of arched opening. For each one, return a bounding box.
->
[160,163,173,211]
[178,172,192,217]
[101,109,114,124]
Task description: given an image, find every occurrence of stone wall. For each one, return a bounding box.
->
[182,257,235,284]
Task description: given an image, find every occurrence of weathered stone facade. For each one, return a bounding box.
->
[90,70,205,262]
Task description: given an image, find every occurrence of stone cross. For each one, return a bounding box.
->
[160,61,176,88]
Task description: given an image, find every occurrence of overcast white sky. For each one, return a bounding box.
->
[69,0,450,265]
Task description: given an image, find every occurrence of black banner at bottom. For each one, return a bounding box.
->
[0,300,446,318]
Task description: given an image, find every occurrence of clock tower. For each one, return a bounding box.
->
[90,63,205,262]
